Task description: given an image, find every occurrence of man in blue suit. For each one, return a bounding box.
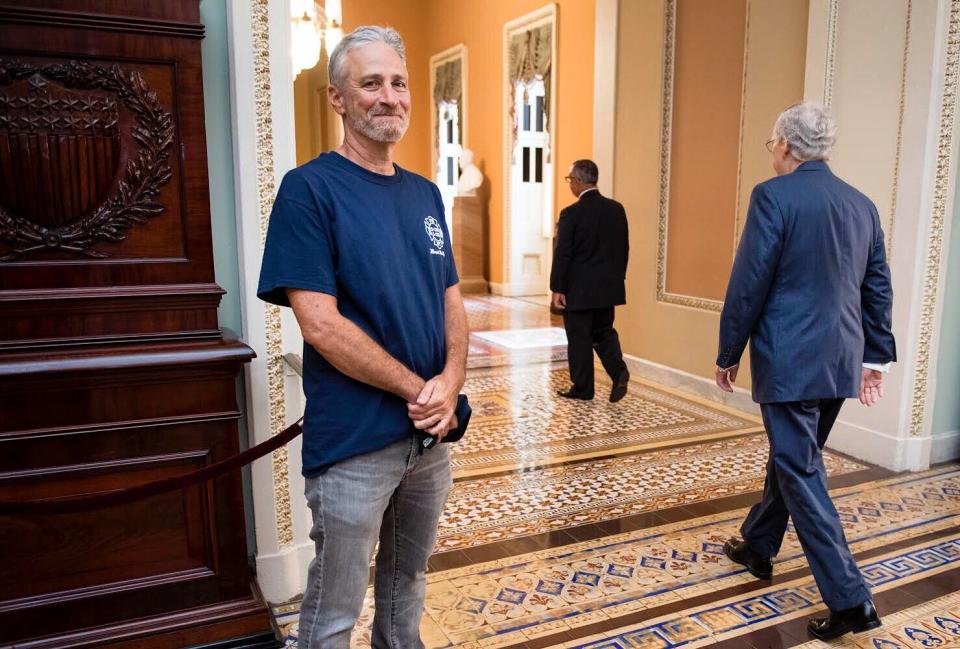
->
[715,101,896,640]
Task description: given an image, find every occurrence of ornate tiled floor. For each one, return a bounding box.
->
[274,296,960,648]
[275,468,960,648]
[438,435,863,552]
[452,363,762,476]
[561,536,960,649]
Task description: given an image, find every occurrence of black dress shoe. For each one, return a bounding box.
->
[557,388,593,400]
[723,538,773,580]
[609,370,630,403]
[808,599,881,640]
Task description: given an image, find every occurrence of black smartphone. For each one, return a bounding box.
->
[417,430,438,450]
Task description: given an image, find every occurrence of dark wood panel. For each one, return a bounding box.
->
[0,370,240,434]
[0,464,212,600]
[0,2,216,303]
[0,2,201,25]
[0,2,274,646]
[0,414,242,472]
[0,285,223,349]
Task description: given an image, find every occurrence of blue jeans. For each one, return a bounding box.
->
[297,436,452,648]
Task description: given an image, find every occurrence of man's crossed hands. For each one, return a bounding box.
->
[408,372,460,440]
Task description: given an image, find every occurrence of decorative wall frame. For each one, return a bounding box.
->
[655,0,750,312]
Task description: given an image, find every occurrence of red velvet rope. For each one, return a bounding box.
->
[0,419,303,515]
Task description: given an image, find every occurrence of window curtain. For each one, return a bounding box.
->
[508,24,552,144]
[433,57,462,165]
[433,58,462,110]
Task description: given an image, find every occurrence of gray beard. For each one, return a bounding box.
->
[348,110,409,143]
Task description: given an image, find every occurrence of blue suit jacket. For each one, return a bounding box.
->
[717,160,896,404]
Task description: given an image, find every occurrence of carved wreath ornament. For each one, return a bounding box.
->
[0,58,174,261]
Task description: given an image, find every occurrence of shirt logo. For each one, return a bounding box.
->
[424,215,445,256]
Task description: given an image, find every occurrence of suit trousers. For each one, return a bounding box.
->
[741,399,871,611]
[562,307,627,397]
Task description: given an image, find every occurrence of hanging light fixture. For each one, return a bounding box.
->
[324,0,344,54]
[290,0,322,78]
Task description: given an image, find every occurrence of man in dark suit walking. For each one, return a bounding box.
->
[550,159,630,403]
[715,101,896,640]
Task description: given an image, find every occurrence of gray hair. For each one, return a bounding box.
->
[772,101,837,161]
[571,159,599,184]
[328,26,406,89]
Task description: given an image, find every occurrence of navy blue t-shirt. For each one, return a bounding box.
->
[257,152,458,476]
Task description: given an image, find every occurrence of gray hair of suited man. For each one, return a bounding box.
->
[772,101,837,161]
[570,159,599,184]
[328,26,407,89]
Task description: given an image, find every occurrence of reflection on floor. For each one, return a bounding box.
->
[466,296,567,368]
[274,296,960,648]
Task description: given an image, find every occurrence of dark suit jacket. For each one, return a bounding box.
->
[549,190,629,311]
[717,160,896,404]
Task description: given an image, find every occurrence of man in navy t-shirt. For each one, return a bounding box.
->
[257,26,468,648]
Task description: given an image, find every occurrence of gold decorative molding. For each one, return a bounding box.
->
[732,0,752,250]
[823,0,839,110]
[910,0,960,438]
[888,0,912,259]
[252,0,293,546]
[654,0,674,304]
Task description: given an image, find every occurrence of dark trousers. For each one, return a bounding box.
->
[741,399,871,611]
[562,307,627,397]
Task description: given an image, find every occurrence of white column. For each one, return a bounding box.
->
[805,0,960,470]
[593,0,618,197]
[227,0,313,603]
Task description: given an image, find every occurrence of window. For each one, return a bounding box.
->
[435,100,461,236]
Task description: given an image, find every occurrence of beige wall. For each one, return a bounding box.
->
[615,0,809,386]
[665,0,747,301]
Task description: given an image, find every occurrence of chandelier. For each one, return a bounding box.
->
[291,0,344,78]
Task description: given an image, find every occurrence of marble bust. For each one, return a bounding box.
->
[456,148,483,196]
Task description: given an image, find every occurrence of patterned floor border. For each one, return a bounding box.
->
[273,466,960,648]
[437,435,864,553]
[561,535,960,649]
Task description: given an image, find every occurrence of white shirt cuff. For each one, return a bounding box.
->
[862,362,891,373]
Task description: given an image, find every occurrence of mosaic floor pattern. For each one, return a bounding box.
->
[452,364,763,476]
[275,467,960,648]
[437,435,865,552]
